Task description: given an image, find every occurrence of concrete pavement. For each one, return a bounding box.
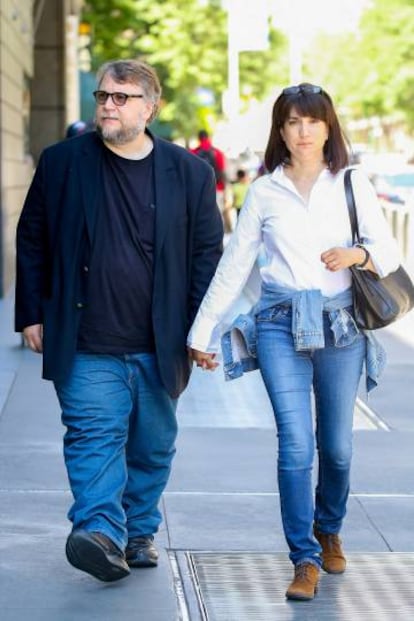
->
[1,288,414,620]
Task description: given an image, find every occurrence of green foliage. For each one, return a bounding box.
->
[305,0,414,132]
[81,0,287,139]
[239,26,288,109]
[358,0,414,126]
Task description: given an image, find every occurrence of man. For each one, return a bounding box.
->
[65,119,91,138]
[192,130,231,232]
[15,59,223,583]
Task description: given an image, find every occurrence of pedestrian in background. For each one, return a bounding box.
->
[231,168,250,219]
[192,129,231,231]
[187,83,400,600]
[65,120,91,138]
[15,59,223,583]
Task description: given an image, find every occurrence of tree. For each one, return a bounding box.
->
[357,0,414,128]
[81,0,287,139]
[305,0,414,133]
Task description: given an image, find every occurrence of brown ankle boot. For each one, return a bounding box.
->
[314,528,346,574]
[286,562,320,601]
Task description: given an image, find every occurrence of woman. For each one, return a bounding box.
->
[187,84,400,601]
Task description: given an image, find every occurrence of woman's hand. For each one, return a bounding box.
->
[188,348,219,371]
[321,247,370,272]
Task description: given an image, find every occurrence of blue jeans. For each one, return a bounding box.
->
[256,305,366,567]
[54,353,178,551]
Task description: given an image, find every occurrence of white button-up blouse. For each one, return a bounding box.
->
[188,165,400,352]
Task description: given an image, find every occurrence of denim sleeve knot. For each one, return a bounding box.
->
[221,313,259,380]
[220,284,386,392]
[328,308,359,347]
[291,290,325,350]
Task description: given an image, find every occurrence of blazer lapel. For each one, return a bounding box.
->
[77,133,103,243]
[152,135,178,262]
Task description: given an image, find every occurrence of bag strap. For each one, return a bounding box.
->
[344,168,361,244]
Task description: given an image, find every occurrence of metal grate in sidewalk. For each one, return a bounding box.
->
[180,552,414,621]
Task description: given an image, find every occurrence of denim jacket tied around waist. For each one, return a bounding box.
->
[220,283,386,393]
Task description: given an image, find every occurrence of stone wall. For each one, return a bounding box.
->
[0,0,35,296]
[0,0,82,297]
[30,0,66,164]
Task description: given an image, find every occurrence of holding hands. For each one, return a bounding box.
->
[188,348,219,371]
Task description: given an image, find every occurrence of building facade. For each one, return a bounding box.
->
[0,0,83,297]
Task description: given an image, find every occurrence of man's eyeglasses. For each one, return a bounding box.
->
[93,90,145,106]
[282,85,322,96]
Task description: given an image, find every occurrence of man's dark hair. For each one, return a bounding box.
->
[96,59,161,123]
[198,130,209,140]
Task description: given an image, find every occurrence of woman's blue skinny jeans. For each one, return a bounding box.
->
[256,305,366,567]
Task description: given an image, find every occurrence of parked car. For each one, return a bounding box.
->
[356,153,414,208]
[370,168,414,207]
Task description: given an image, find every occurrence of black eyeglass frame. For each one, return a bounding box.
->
[93,90,145,106]
[282,85,323,96]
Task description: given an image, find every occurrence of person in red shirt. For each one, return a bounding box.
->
[192,130,232,232]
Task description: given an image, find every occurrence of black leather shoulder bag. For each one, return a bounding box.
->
[344,168,414,330]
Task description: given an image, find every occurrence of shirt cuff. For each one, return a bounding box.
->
[187,315,220,352]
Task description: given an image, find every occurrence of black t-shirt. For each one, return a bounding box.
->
[77,146,156,353]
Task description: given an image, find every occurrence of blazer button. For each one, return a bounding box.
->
[76,302,84,308]
[83,265,89,272]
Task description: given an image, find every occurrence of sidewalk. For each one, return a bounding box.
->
[1,289,414,620]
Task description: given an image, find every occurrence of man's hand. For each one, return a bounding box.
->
[188,348,219,371]
[23,324,43,353]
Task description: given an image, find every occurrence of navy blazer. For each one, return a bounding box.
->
[15,130,223,398]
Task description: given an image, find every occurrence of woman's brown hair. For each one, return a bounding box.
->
[264,84,350,175]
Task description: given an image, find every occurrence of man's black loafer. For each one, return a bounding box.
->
[125,536,159,567]
[66,529,130,582]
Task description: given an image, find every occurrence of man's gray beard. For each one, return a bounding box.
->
[96,122,144,145]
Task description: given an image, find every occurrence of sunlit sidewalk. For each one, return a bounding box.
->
[1,288,414,620]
